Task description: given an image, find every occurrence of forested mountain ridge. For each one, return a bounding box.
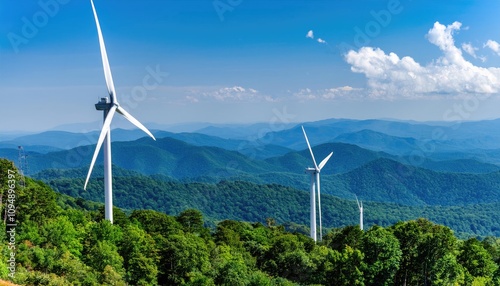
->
[39,166,500,238]
[0,158,499,285]
[29,144,500,208]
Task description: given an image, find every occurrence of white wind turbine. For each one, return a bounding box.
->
[302,126,333,242]
[355,195,363,231]
[84,0,156,224]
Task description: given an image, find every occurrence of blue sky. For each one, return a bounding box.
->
[2,0,500,132]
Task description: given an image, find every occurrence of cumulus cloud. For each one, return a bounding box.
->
[317,38,327,44]
[485,40,500,56]
[345,21,500,98]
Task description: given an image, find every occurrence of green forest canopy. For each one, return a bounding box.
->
[0,158,500,285]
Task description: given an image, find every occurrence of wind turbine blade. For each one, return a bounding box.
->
[90,0,117,102]
[84,105,117,189]
[355,194,361,209]
[301,126,318,169]
[116,106,156,140]
[318,152,333,171]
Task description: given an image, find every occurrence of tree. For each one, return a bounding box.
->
[361,225,401,286]
[177,209,204,234]
[262,233,315,283]
[431,253,465,286]
[324,246,365,286]
[41,216,83,257]
[16,178,60,225]
[95,206,129,227]
[212,244,250,286]
[391,218,458,285]
[481,236,500,264]
[129,209,182,237]
[458,238,498,284]
[83,220,123,248]
[120,224,158,285]
[86,240,125,284]
[324,225,364,251]
[158,233,211,285]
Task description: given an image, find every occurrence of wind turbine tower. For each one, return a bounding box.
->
[302,126,333,242]
[84,0,156,224]
[355,195,363,231]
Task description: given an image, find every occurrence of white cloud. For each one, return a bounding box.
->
[294,86,364,100]
[152,85,276,104]
[485,40,500,56]
[345,21,500,98]
[306,30,314,39]
[317,38,327,44]
[185,95,199,103]
[203,86,257,101]
[187,86,277,102]
[462,42,478,58]
[295,88,316,100]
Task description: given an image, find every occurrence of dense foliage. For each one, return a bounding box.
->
[0,158,499,285]
[39,168,500,237]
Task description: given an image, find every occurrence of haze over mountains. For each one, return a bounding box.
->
[4,118,500,236]
[2,118,500,198]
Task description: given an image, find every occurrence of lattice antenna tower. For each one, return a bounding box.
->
[17,146,28,187]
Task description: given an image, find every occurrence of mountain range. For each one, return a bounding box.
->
[3,117,500,236]
[2,118,500,205]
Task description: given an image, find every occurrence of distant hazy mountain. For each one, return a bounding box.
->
[334,129,422,155]
[7,117,500,157]
[17,138,393,178]
[19,135,500,208]
[15,137,283,177]
[265,142,395,174]
[260,118,500,151]
[0,130,148,150]
[194,122,296,140]
[5,117,500,209]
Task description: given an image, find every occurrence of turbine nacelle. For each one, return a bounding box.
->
[95,97,111,110]
[305,167,316,174]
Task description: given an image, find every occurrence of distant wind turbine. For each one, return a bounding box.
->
[302,126,333,242]
[355,195,363,231]
[84,0,156,224]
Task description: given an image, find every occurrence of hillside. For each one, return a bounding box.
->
[1,158,500,285]
[24,139,500,208]
[41,171,500,237]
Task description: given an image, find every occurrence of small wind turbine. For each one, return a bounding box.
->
[355,195,363,231]
[84,0,156,224]
[302,126,333,242]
